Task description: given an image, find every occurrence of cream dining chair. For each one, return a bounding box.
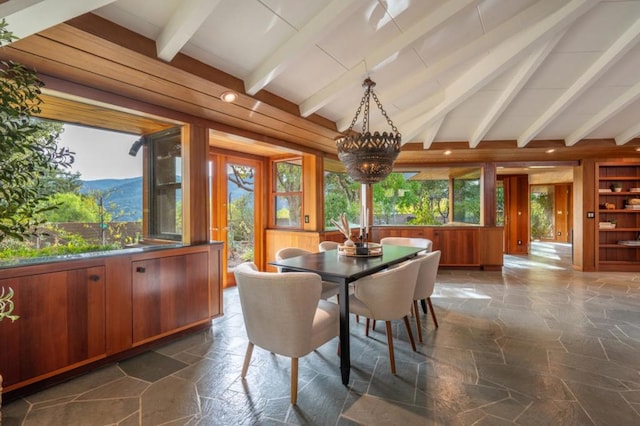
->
[275,247,340,300]
[379,236,433,315]
[348,259,420,374]
[410,250,441,343]
[318,241,340,252]
[379,236,432,253]
[234,262,339,405]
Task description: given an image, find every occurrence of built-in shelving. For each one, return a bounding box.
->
[596,162,640,271]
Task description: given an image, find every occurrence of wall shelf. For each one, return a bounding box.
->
[596,162,640,271]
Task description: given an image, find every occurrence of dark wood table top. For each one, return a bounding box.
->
[269,245,424,283]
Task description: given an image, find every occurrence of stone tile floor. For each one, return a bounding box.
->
[3,242,640,425]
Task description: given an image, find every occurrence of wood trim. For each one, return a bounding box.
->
[182,124,210,244]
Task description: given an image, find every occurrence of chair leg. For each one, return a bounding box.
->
[365,318,370,337]
[412,300,423,343]
[384,321,396,374]
[372,319,377,331]
[403,315,417,352]
[291,357,298,405]
[420,298,428,314]
[427,297,439,328]
[241,342,254,378]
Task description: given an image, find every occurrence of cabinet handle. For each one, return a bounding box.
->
[136,267,146,273]
[89,274,100,282]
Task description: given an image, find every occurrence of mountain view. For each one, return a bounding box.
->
[80,177,142,222]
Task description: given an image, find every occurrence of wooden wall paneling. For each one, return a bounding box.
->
[182,124,210,244]
[482,163,497,226]
[265,230,321,271]
[303,154,323,231]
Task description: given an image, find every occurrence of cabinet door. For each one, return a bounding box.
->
[0,266,106,388]
[132,252,210,344]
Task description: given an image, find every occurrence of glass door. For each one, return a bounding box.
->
[210,154,262,287]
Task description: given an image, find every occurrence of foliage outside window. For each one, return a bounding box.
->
[227,164,255,266]
[372,169,482,226]
[531,185,554,240]
[0,120,145,262]
[373,173,449,225]
[452,177,481,224]
[273,158,302,228]
[324,167,361,229]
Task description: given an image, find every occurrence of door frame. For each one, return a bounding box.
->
[209,152,264,287]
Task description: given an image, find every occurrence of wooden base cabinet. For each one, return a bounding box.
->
[0,243,222,395]
[597,162,640,271]
[132,252,210,345]
[0,266,106,389]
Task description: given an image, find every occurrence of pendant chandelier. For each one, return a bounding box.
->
[336,78,401,184]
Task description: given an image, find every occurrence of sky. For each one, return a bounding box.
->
[58,124,143,181]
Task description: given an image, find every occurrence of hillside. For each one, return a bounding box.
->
[81,177,142,222]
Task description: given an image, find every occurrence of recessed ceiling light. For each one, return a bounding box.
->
[545,148,555,153]
[220,91,238,103]
[636,147,640,152]
[443,150,452,155]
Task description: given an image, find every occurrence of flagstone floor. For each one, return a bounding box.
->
[2,242,640,425]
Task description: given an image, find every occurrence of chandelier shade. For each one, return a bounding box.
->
[335,78,401,184]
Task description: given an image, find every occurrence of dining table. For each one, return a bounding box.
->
[269,244,424,385]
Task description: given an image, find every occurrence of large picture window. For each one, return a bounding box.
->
[372,168,482,226]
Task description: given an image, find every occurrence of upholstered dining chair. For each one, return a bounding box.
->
[318,241,340,252]
[379,236,433,253]
[234,262,339,405]
[410,250,441,342]
[275,247,340,300]
[379,237,433,314]
[348,259,420,374]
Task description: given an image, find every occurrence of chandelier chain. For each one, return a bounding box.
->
[371,91,399,135]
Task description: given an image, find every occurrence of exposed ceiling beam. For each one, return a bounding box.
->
[518,14,640,147]
[566,80,640,146]
[398,0,597,143]
[336,0,569,132]
[299,0,477,117]
[420,118,444,149]
[245,0,363,96]
[156,0,221,62]
[1,0,117,40]
[615,122,640,146]
[468,32,563,148]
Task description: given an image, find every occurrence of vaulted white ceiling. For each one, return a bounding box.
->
[5,0,640,151]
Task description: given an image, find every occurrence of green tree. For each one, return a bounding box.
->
[0,20,74,242]
[40,193,103,223]
[324,171,359,227]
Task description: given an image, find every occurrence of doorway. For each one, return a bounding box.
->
[530,183,572,243]
[210,154,263,287]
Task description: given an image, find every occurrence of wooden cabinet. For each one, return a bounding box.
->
[0,266,106,388]
[132,252,210,345]
[0,243,222,395]
[596,162,640,271]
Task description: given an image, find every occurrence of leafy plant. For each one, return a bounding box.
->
[0,286,19,322]
[0,19,75,243]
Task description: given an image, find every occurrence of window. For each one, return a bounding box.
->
[372,168,482,226]
[146,128,182,241]
[272,158,302,227]
[0,120,146,261]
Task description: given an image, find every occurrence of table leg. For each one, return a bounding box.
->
[339,278,350,385]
